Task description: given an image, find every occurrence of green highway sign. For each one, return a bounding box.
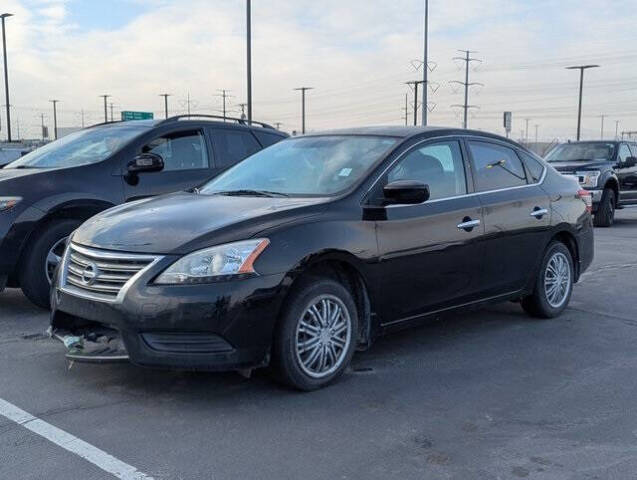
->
[120,111,154,121]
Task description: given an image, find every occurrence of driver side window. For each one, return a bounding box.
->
[387,140,467,201]
[618,144,632,163]
[142,130,209,172]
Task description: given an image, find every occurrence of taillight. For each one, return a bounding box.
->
[578,189,592,213]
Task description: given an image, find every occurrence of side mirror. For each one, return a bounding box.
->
[128,153,164,174]
[383,180,430,205]
[623,156,637,168]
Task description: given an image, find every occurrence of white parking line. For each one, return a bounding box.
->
[0,398,154,480]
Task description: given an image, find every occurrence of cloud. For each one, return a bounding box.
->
[2,0,636,140]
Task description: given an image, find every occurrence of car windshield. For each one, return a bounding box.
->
[6,125,149,169]
[545,143,616,162]
[199,135,398,196]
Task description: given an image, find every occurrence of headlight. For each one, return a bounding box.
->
[0,196,21,212]
[154,238,270,285]
[575,170,601,188]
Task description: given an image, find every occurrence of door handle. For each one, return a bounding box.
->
[457,218,480,231]
[530,207,548,218]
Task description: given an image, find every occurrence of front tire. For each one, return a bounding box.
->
[521,241,574,319]
[19,219,81,309]
[272,277,358,391]
[593,188,615,227]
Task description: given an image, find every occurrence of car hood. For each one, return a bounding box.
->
[72,192,329,254]
[549,160,611,172]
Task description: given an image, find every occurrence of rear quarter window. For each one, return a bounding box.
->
[254,131,287,148]
[518,151,545,183]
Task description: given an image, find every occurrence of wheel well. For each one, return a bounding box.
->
[282,260,373,350]
[12,202,112,282]
[551,231,580,280]
[604,178,619,200]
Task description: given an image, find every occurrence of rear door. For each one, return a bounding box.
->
[373,138,485,324]
[466,139,551,297]
[618,143,637,203]
[123,127,214,201]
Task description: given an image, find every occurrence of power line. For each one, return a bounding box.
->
[216,89,234,121]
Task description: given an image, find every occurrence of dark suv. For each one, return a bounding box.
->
[0,115,287,307]
[545,140,637,227]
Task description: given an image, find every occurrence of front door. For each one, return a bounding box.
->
[373,139,485,325]
[466,139,552,296]
[123,128,214,202]
[618,143,637,204]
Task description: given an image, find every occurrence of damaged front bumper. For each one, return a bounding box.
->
[49,325,129,364]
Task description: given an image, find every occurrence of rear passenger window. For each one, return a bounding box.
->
[254,131,286,148]
[212,129,261,168]
[518,151,545,183]
[387,141,467,200]
[468,141,527,191]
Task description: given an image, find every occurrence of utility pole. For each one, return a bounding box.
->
[40,113,46,140]
[450,50,482,129]
[49,99,59,140]
[80,109,85,128]
[402,93,409,126]
[534,124,539,144]
[1,13,13,142]
[159,93,171,119]
[109,102,114,122]
[274,122,282,130]
[422,0,428,126]
[565,64,599,141]
[216,89,233,120]
[615,120,620,140]
[406,80,425,126]
[293,87,313,134]
[246,0,252,124]
[524,118,530,144]
[99,94,110,122]
[599,114,605,139]
[238,103,247,120]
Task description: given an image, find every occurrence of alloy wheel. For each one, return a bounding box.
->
[294,294,352,379]
[544,251,571,308]
[45,237,67,285]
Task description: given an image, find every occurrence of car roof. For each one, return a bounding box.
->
[86,118,287,136]
[303,125,518,144]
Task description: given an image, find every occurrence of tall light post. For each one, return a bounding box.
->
[566,65,599,141]
[246,0,252,124]
[49,100,59,140]
[294,87,313,134]
[99,94,110,122]
[422,0,428,126]
[1,13,13,142]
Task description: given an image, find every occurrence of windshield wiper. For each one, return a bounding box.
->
[213,189,289,198]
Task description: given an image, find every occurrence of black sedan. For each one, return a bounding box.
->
[51,127,594,390]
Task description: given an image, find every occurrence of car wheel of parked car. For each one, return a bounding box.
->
[521,241,574,319]
[273,277,358,391]
[593,188,615,228]
[19,219,81,309]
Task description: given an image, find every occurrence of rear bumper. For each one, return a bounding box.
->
[51,269,286,371]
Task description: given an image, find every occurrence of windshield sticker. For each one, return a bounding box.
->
[338,168,353,177]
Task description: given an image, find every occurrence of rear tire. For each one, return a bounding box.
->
[593,188,615,227]
[272,276,358,391]
[19,219,81,309]
[521,241,574,319]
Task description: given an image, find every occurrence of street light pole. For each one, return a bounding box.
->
[1,13,14,142]
[49,100,59,140]
[422,0,428,126]
[566,64,599,141]
[246,0,252,124]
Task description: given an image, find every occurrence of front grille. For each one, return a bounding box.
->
[62,243,161,302]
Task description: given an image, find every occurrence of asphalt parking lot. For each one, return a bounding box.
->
[1,209,637,480]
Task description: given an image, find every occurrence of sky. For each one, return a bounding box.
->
[1,0,636,142]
